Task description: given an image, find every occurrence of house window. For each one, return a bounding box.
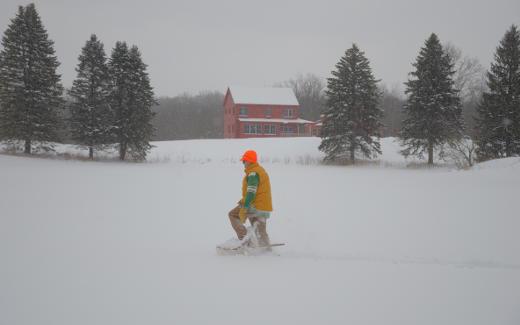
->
[245,124,262,134]
[239,107,248,116]
[264,124,276,135]
[284,108,293,118]
[281,125,294,134]
[265,107,272,117]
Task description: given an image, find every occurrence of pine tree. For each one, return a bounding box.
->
[400,33,463,165]
[108,42,130,160]
[125,46,155,161]
[475,25,520,159]
[319,44,383,163]
[69,34,112,160]
[0,4,63,154]
[109,42,155,161]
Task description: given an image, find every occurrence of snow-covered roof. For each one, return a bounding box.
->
[239,118,314,124]
[228,86,299,106]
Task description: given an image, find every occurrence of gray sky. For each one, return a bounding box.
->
[1,0,519,97]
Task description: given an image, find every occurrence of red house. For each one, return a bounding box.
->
[223,86,316,138]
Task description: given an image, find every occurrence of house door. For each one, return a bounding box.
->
[297,124,304,136]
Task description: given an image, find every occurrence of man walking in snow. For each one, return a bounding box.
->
[228,150,272,247]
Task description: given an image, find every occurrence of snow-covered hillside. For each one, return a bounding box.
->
[1,137,519,325]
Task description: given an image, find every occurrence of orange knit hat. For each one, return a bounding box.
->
[240,150,257,163]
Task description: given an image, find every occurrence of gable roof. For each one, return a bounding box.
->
[227,86,299,106]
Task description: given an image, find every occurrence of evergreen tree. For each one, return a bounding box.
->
[69,34,112,160]
[475,25,520,159]
[319,44,383,163]
[0,4,63,154]
[400,33,463,165]
[108,41,130,160]
[109,42,155,161]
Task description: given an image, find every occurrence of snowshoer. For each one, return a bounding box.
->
[228,149,273,248]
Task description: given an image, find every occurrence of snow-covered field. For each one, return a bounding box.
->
[1,137,519,325]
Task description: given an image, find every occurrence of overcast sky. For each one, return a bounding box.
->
[1,0,519,97]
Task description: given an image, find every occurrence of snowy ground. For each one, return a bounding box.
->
[1,137,519,325]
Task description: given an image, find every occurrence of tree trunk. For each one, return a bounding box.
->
[119,143,127,161]
[505,136,511,157]
[428,141,434,165]
[89,147,94,160]
[350,144,355,164]
[24,140,31,154]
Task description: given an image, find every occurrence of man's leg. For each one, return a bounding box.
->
[250,217,270,247]
[228,205,247,240]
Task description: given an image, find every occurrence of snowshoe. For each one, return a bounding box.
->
[216,224,284,256]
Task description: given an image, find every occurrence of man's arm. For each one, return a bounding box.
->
[243,172,259,210]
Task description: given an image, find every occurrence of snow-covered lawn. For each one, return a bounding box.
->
[1,137,519,325]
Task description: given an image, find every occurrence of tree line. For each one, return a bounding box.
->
[0,4,155,161]
[1,4,518,166]
[319,26,520,166]
[152,92,223,140]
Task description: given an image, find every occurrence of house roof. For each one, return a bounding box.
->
[228,86,299,106]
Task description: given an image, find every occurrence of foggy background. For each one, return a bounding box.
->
[1,0,518,96]
[1,0,519,140]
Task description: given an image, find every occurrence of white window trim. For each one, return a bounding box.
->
[244,124,262,134]
[263,124,276,135]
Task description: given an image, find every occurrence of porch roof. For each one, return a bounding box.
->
[238,118,314,124]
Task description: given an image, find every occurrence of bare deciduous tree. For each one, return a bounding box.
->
[379,83,406,137]
[442,136,478,169]
[275,73,326,121]
[444,43,486,137]
[443,42,486,102]
[152,91,224,140]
